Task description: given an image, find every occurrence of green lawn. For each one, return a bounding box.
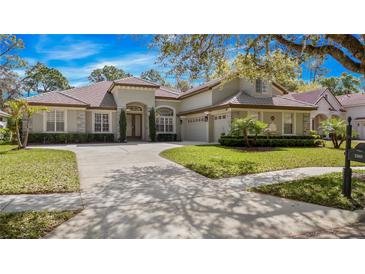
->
[0,145,80,194]
[249,172,365,210]
[0,211,79,239]
[0,144,17,152]
[160,144,364,178]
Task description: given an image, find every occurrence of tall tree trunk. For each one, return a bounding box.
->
[22,117,30,148]
[15,119,23,149]
[243,128,249,147]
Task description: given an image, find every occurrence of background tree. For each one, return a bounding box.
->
[175,79,192,92]
[305,57,329,83]
[0,35,25,106]
[119,109,127,142]
[24,62,71,94]
[319,73,363,95]
[88,65,132,83]
[140,69,169,86]
[152,35,365,85]
[149,107,156,142]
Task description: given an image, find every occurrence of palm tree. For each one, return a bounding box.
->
[320,118,346,148]
[5,100,26,148]
[5,100,45,149]
[230,116,255,146]
[250,120,268,145]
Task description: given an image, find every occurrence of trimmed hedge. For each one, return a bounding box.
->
[220,135,320,140]
[28,133,115,144]
[156,133,177,142]
[219,136,322,147]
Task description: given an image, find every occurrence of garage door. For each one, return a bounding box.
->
[183,116,208,141]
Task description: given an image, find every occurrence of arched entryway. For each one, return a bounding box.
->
[126,103,145,140]
[312,113,328,134]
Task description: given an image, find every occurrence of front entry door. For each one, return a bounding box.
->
[127,114,142,139]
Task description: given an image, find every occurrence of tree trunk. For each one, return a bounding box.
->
[15,119,23,149]
[22,117,30,148]
[243,128,249,147]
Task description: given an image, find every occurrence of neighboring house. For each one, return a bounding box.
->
[282,89,346,135]
[25,76,323,143]
[0,110,10,129]
[337,93,365,139]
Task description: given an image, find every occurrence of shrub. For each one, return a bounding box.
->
[149,107,156,142]
[0,128,11,144]
[219,135,322,147]
[119,109,127,142]
[157,133,177,142]
[28,133,115,144]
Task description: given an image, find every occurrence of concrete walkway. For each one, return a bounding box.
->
[1,142,364,238]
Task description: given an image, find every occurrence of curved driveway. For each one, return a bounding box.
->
[44,142,361,238]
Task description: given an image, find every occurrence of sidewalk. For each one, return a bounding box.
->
[0,192,84,212]
[1,167,365,213]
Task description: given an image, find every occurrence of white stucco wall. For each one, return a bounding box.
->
[180,90,213,112]
[344,105,365,139]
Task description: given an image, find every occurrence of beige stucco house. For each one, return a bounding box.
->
[25,76,352,142]
[337,93,365,139]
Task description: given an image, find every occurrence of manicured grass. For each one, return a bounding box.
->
[0,144,17,152]
[0,146,80,194]
[160,145,365,178]
[249,172,365,210]
[0,211,79,239]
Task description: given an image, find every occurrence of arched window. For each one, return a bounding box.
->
[156,107,174,133]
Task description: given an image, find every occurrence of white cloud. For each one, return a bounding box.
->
[58,52,159,87]
[35,35,104,61]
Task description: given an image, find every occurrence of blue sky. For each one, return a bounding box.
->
[14,34,359,88]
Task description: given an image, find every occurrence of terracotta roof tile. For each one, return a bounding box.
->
[155,86,180,98]
[114,76,160,88]
[337,93,365,107]
[178,78,222,98]
[219,90,317,108]
[284,89,326,104]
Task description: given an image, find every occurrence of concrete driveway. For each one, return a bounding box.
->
[42,142,361,238]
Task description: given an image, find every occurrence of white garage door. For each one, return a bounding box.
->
[184,116,208,141]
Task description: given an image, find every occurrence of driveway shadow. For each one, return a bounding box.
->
[46,164,361,239]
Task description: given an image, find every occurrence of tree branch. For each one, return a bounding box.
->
[272,35,365,74]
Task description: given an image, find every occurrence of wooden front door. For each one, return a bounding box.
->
[127,114,142,139]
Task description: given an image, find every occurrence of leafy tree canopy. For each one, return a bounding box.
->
[140,69,169,86]
[152,35,365,89]
[88,65,132,82]
[319,73,363,95]
[175,79,192,92]
[24,62,71,94]
[0,35,26,106]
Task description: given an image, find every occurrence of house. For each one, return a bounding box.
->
[0,110,10,129]
[337,93,365,139]
[25,76,336,143]
[282,88,346,135]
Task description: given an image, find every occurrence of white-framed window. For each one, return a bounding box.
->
[94,113,110,132]
[284,113,294,134]
[156,107,174,133]
[46,110,65,132]
[256,79,268,93]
